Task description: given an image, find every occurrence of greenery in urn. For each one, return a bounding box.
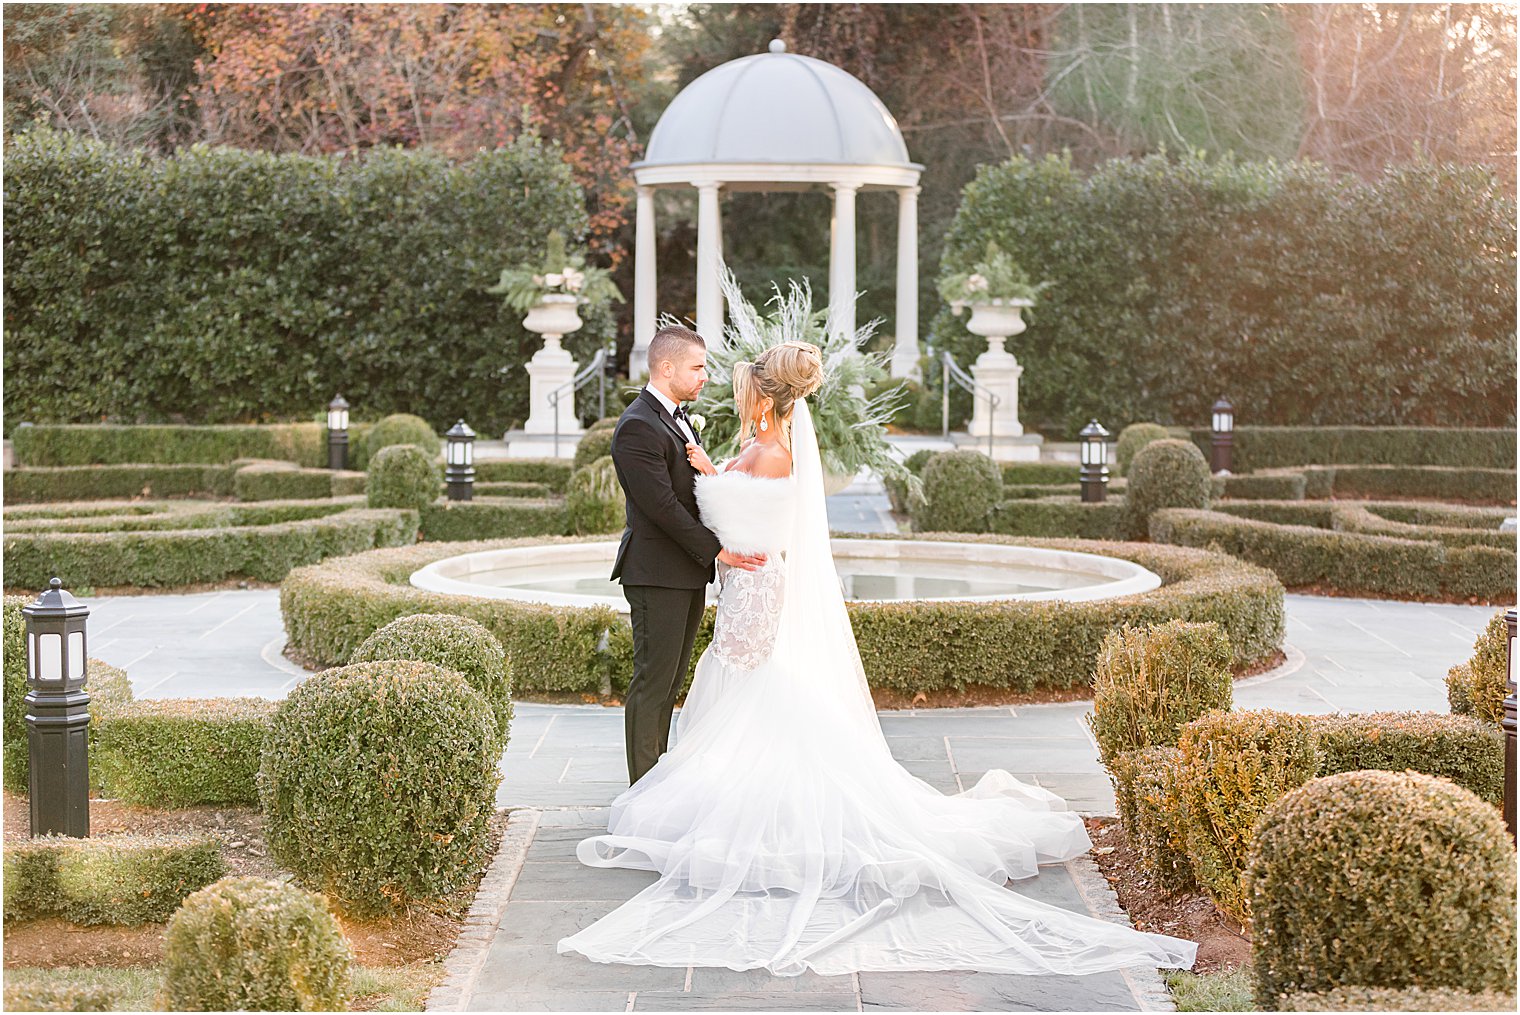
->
[937,240,1053,313]
[692,272,922,502]
[486,230,623,314]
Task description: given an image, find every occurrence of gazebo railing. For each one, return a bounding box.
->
[941,350,998,460]
[549,348,608,458]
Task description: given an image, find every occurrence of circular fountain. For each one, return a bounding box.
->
[409,539,1161,613]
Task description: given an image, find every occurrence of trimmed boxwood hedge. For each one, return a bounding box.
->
[1150,508,1515,601]
[475,480,553,499]
[1312,711,1504,805]
[1231,464,1519,504]
[281,533,1286,697]
[1249,771,1516,1006]
[4,461,367,504]
[999,461,1080,486]
[475,458,573,493]
[989,497,1128,539]
[259,661,499,917]
[1277,986,1517,1012]
[4,498,360,534]
[94,698,278,807]
[3,504,418,589]
[3,834,227,924]
[233,462,341,502]
[163,876,352,1012]
[9,422,335,468]
[419,498,569,542]
[1187,426,1516,472]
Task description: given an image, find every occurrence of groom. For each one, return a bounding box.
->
[610,324,766,784]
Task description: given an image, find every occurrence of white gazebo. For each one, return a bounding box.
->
[629,40,924,378]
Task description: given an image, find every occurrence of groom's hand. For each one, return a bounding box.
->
[717,549,767,571]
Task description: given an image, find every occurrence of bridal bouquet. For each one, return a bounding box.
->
[937,240,1053,314]
[487,230,623,314]
[691,272,921,500]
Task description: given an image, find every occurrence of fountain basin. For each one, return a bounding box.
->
[409,538,1162,613]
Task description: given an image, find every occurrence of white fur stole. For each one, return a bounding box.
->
[694,471,795,555]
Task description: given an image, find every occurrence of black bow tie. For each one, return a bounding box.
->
[671,405,689,422]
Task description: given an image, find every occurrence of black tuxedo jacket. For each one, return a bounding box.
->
[609,388,722,589]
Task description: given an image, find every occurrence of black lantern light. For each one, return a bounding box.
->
[327,394,350,471]
[1210,397,1235,475]
[445,419,477,502]
[23,578,91,838]
[1503,609,1516,836]
[1079,419,1110,504]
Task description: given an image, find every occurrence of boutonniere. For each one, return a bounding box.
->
[689,413,706,433]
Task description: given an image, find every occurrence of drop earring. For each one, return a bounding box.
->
[759,412,768,432]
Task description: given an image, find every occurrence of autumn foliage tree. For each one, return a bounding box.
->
[184,2,653,257]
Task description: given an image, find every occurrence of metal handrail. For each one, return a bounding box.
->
[941,351,999,459]
[549,348,608,457]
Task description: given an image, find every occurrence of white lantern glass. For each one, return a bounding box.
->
[34,632,62,682]
[1212,411,1233,433]
[462,442,473,466]
[1509,621,1517,687]
[328,408,349,432]
[447,442,464,466]
[67,631,85,680]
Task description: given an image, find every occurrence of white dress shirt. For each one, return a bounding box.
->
[645,385,696,444]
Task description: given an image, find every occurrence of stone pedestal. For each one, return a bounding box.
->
[964,300,1037,461]
[507,295,584,456]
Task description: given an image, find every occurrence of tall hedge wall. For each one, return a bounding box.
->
[3,128,607,436]
[935,151,1515,433]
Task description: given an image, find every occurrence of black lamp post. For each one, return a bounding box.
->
[327,395,350,471]
[445,419,476,502]
[1210,397,1235,475]
[1079,419,1110,503]
[23,578,91,838]
[1503,609,1516,837]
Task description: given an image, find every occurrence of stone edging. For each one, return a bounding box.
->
[425,807,540,1012]
[1064,854,1178,1012]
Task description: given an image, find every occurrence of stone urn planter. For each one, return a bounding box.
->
[521,294,585,436]
[965,298,1033,442]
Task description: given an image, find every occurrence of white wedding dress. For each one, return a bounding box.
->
[558,400,1198,977]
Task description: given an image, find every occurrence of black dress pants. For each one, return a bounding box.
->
[622,584,707,784]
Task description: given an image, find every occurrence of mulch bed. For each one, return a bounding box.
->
[2,791,507,975]
[1084,816,1251,975]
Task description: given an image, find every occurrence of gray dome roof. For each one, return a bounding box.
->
[639,43,913,168]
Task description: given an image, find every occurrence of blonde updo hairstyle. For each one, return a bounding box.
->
[732,341,824,447]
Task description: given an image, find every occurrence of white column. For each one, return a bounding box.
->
[695,182,723,345]
[890,186,921,379]
[630,185,657,378]
[829,182,859,343]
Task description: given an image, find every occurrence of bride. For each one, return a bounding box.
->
[559,330,1198,977]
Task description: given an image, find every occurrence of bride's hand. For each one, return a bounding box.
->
[686,443,717,475]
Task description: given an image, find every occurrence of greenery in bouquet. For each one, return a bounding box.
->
[937,240,1053,312]
[486,230,623,314]
[693,273,921,501]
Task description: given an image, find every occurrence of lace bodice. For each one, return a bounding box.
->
[694,470,795,671]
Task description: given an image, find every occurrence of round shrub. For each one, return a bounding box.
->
[161,875,352,1011]
[885,448,936,514]
[573,427,616,472]
[1176,708,1317,923]
[1446,611,1507,724]
[1249,771,1516,1008]
[1126,438,1212,539]
[566,456,625,535]
[1116,422,1172,476]
[1088,619,1233,764]
[587,416,619,434]
[1278,986,1517,1012]
[359,412,440,468]
[258,661,500,916]
[915,450,1002,533]
[350,612,513,739]
[366,444,440,512]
